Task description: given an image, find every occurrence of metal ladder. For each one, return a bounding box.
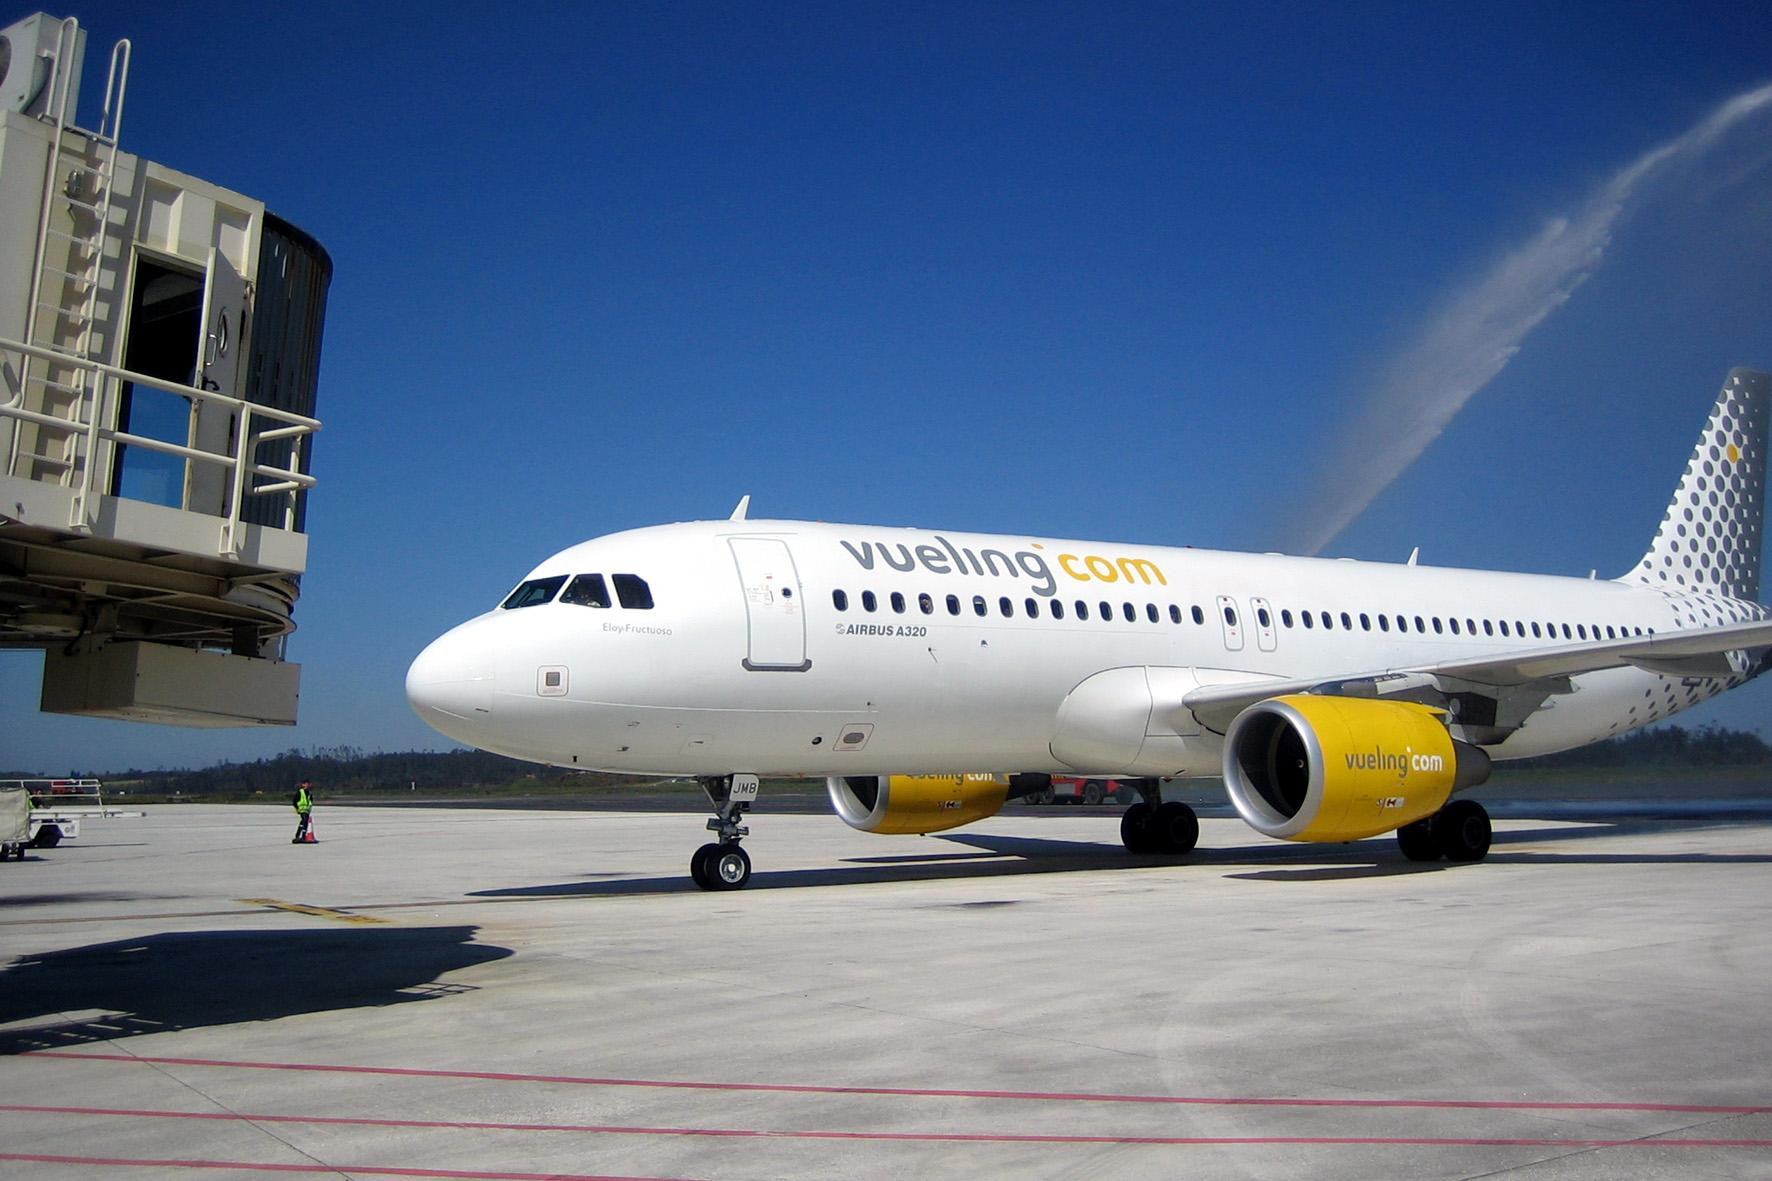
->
[9,16,131,526]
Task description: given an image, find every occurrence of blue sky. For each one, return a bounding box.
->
[4,2,1771,773]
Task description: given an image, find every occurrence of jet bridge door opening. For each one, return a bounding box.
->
[729,537,810,671]
[109,249,249,515]
[111,255,202,507]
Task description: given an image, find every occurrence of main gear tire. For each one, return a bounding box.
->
[1434,800,1492,863]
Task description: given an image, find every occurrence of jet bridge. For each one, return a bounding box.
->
[0,12,330,726]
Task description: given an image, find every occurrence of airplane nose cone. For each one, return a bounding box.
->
[406,625,496,741]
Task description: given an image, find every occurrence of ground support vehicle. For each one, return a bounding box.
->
[0,779,141,847]
[1022,776,1141,806]
[0,786,27,860]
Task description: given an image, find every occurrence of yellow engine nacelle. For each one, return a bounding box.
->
[826,773,1013,835]
[1222,695,1491,842]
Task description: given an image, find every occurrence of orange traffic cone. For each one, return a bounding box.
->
[302,822,317,844]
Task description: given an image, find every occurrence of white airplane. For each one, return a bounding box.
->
[409,369,1772,890]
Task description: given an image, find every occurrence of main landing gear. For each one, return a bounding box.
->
[1119,779,1199,856]
[691,774,759,890]
[1396,799,1492,863]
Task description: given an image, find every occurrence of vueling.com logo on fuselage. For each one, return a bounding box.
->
[837,535,1167,597]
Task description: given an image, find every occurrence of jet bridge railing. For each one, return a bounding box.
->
[0,334,321,556]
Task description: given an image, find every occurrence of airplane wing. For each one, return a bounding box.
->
[1180,617,1772,738]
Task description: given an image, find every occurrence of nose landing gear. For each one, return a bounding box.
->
[691,774,758,890]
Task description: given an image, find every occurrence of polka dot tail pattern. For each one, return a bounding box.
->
[1630,368,1768,603]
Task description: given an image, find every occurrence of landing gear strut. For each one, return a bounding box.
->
[1397,799,1492,863]
[691,774,758,890]
[1120,779,1198,856]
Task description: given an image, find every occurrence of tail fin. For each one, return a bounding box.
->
[1625,368,1768,601]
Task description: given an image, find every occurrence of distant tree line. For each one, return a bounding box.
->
[1508,724,1771,769]
[16,722,1771,796]
[58,748,631,797]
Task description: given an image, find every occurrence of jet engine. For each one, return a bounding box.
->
[1222,695,1491,842]
[827,773,1033,835]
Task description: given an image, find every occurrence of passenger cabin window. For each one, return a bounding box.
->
[561,573,612,608]
[613,574,654,610]
[832,589,849,611]
[503,576,566,609]
[862,591,878,612]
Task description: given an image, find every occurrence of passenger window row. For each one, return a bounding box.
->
[830,588,1202,624]
[1276,608,1647,642]
[827,588,1649,642]
[502,573,655,611]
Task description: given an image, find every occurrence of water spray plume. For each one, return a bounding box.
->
[1289,81,1772,557]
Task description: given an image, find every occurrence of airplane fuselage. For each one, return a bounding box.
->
[407,519,1764,778]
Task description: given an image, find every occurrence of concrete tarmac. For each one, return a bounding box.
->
[2,802,1770,1180]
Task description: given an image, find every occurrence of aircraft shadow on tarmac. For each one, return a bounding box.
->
[0,926,512,1055]
[468,814,1772,897]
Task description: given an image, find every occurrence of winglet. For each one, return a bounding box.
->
[730,494,752,522]
[1406,547,1419,567]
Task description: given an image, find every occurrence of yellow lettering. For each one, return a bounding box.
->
[1085,555,1119,582]
[1059,553,1089,581]
[1117,557,1167,586]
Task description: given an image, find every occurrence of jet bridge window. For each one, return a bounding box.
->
[561,574,613,608]
[502,576,567,609]
[613,574,654,609]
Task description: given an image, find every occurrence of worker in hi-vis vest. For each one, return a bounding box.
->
[292,780,314,843]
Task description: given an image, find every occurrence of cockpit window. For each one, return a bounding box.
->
[502,575,567,610]
[561,574,612,608]
[613,573,654,610]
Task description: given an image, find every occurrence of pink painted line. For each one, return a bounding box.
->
[26,1051,1771,1116]
[7,1103,1771,1150]
[0,1154,689,1181]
